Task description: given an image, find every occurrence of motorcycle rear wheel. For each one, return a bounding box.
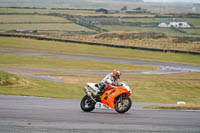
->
[80,95,96,112]
[115,96,132,113]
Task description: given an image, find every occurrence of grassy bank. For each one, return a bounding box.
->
[0,71,20,86]
[0,71,84,99]
[0,37,200,65]
[0,71,200,104]
[0,53,157,72]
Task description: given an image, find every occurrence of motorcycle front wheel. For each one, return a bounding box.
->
[115,96,132,113]
[80,95,96,112]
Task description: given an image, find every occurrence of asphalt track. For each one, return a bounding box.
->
[0,95,200,133]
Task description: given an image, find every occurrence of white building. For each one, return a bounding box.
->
[158,21,190,28]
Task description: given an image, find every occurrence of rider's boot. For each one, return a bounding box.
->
[93,83,105,102]
[93,89,104,102]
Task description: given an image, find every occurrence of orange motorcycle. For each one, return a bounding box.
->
[80,82,132,113]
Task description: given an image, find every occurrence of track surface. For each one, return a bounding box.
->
[0,95,200,133]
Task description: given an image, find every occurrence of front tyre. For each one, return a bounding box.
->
[80,95,96,112]
[115,96,132,113]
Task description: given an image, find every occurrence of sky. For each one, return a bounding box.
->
[144,0,200,3]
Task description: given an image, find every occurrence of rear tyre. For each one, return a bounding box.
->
[80,95,96,112]
[115,96,132,113]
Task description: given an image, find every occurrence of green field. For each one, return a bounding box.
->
[0,37,200,65]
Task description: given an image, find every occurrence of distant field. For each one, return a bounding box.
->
[121,18,168,23]
[99,25,186,36]
[0,8,96,15]
[185,18,200,28]
[0,7,155,17]
[0,37,200,65]
[0,15,93,33]
[1,14,199,36]
[0,23,93,32]
[0,7,200,52]
[99,24,200,38]
[0,15,69,23]
[121,18,200,28]
[183,28,200,35]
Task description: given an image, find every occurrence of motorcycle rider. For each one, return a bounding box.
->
[95,69,121,96]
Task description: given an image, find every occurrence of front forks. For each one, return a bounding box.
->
[119,95,123,106]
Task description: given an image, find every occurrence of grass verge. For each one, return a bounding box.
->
[0,53,157,72]
[1,71,200,105]
[144,104,200,110]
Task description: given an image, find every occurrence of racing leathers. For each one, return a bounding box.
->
[96,72,120,95]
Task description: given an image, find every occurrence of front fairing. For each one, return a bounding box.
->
[120,82,132,94]
[101,84,132,109]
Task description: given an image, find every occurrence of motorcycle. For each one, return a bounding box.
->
[80,82,132,113]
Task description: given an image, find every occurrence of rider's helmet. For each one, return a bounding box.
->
[113,69,121,81]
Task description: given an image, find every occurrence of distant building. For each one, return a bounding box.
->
[126,7,151,14]
[158,19,190,28]
[192,7,197,13]
[96,8,108,14]
[96,8,119,14]
[121,6,127,13]
[81,17,121,25]
[96,7,149,14]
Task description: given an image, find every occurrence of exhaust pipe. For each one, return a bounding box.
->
[83,87,97,103]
